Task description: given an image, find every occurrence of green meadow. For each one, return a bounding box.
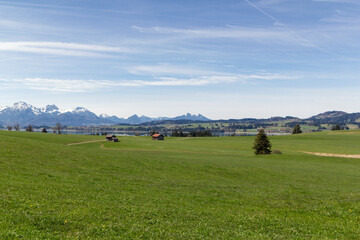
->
[1,130,360,239]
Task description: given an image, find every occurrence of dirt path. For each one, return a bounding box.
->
[329,132,360,135]
[303,151,360,159]
[67,140,106,146]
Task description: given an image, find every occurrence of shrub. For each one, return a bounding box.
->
[331,125,341,131]
[272,149,282,154]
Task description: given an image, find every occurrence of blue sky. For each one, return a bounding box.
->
[0,0,359,119]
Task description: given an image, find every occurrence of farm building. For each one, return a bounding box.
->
[152,134,164,140]
[106,134,119,142]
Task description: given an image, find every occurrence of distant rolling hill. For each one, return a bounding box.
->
[306,111,360,124]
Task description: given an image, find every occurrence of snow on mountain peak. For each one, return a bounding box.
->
[73,107,89,113]
[8,101,42,115]
[42,104,60,113]
[0,101,211,125]
[12,101,33,110]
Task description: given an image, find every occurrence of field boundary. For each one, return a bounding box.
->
[303,151,360,159]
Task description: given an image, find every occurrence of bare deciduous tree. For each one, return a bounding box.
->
[7,126,13,131]
[56,122,62,134]
[26,124,33,132]
[14,123,20,131]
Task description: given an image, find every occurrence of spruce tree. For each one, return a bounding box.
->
[253,129,272,155]
[292,124,302,134]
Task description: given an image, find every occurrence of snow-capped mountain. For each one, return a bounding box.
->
[0,102,114,126]
[0,102,42,124]
[172,113,209,121]
[41,104,62,114]
[0,102,211,126]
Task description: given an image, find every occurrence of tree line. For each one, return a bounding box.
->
[171,130,213,137]
[6,123,63,134]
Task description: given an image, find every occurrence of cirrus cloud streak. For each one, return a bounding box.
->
[0,41,134,57]
[0,72,293,92]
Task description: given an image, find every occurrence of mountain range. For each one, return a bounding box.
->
[0,102,359,127]
[0,102,210,126]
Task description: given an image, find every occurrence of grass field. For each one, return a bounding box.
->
[1,130,360,239]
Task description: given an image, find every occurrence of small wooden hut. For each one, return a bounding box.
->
[106,134,118,142]
[152,134,164,140]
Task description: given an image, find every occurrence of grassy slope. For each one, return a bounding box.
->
[1,130,360,239]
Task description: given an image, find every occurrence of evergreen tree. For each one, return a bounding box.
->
[292,124,302,134]
[253,129,272,155]
[42,128,47,133]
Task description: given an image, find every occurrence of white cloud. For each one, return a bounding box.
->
[128,64,295,80]
[146,76,241,86]
[0,77,238,92]
[0,41,133,57]
[320,12,360,25]
[0,19,61,31]
[128,64,224,76]
[0,78,137,92]
[0,19,32,29]
[132,25,334,50]
[0,71,293,92]
[132,25,293,41]
[0,0,139,14]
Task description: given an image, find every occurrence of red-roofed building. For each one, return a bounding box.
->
[152,134,164,140]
